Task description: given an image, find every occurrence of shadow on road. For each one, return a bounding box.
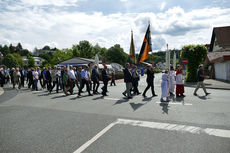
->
[129,102,145,111]
[114,98,129,105]
[159,102,170,114]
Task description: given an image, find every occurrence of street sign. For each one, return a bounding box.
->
[182,58,188,64]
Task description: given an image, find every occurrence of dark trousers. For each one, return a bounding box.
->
[50,80,58,93]
[69,79,75,94]
[110,79,116,86]
[93,80,100,93]
[102,80,108,95]
[47,80,52,91]
[132,79,140,94]
[28,79,33,88]
[0,78,4,87]
[143,82,155,96]
[21,77,24,87]
[78,79,90,95]
[39,76,43,88]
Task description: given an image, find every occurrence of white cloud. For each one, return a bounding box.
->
[0,4,230,53]
[20,0,79,6]
[160,1,166,11]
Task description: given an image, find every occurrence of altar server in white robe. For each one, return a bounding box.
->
[161,70,170,102]
[169,66,175,95]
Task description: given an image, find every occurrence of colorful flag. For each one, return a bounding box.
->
[137,24,152,63]
[129,30,136,64]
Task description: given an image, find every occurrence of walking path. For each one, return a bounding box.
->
[184,79,230,90]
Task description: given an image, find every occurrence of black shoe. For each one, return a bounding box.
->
[193,93,198,96]
[142,94,146,98]
[127,96,132,99]
[137,92,141,95]
[205,93,211,96]
[88,94,93,96]
[122,92,126,97]
[152,94,158,97]
[181,94,186,97]
[176,94,180,97]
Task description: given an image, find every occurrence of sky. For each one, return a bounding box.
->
[0,0,230,53]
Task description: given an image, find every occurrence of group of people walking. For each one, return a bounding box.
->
[160,64,210,102]
[0,64,116,97]
[0,63,210,101]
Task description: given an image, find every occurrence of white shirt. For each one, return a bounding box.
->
[68,69,76,79]
[33,71,39,80]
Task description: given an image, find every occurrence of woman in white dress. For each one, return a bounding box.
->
[161,70,169,102]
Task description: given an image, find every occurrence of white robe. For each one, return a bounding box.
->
[161,73,169,98]
[169,70,175,93]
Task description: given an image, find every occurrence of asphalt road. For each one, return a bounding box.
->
[0,73,230,153]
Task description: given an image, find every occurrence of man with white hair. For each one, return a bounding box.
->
[68,65,76,95]
[92,65,100,94]
[50,66,58,93]
[78,65,92,96]
[13,68,21,89]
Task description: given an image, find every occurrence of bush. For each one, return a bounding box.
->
[181,45,208,82]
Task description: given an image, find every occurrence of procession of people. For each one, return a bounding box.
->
[0,63,210,100]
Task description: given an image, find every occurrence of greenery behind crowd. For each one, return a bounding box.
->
[0,40,173,69]
[0,41,208,82]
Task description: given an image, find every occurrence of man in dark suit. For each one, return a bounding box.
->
[0,68,5,87]
[20,67,25,87]
[27,68,33,89]
[92,65,100,94]
[101,65,109,96]
[142,65,157,98]
[46,66,52,91]
[122,63,133,99]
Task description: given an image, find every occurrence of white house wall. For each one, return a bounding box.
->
[214,61,230,81]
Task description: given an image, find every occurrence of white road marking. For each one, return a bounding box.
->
[73,121,117,153]
[73,118,230,153]
[155,101,192,106]
[116,118,230,138]
[103,97,120,101]
[0,88,4,96]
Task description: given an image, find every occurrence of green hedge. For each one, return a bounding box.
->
[181,45,208,82]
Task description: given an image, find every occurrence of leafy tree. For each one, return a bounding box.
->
[39,52,52,61]
[181,44,208,82]
[106,44,128,66]
[21,49,32,56]
[42,45,51,50]
[72,45,79,57]
[50,49,72,65]
[0,45,10,56]
[16,43,23,54]
[77,40,93,58]
[9,44,16,54]
[12,53,24,68]
[28,56,35,67]
[3,54,19,68]
[99,47,107,59]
